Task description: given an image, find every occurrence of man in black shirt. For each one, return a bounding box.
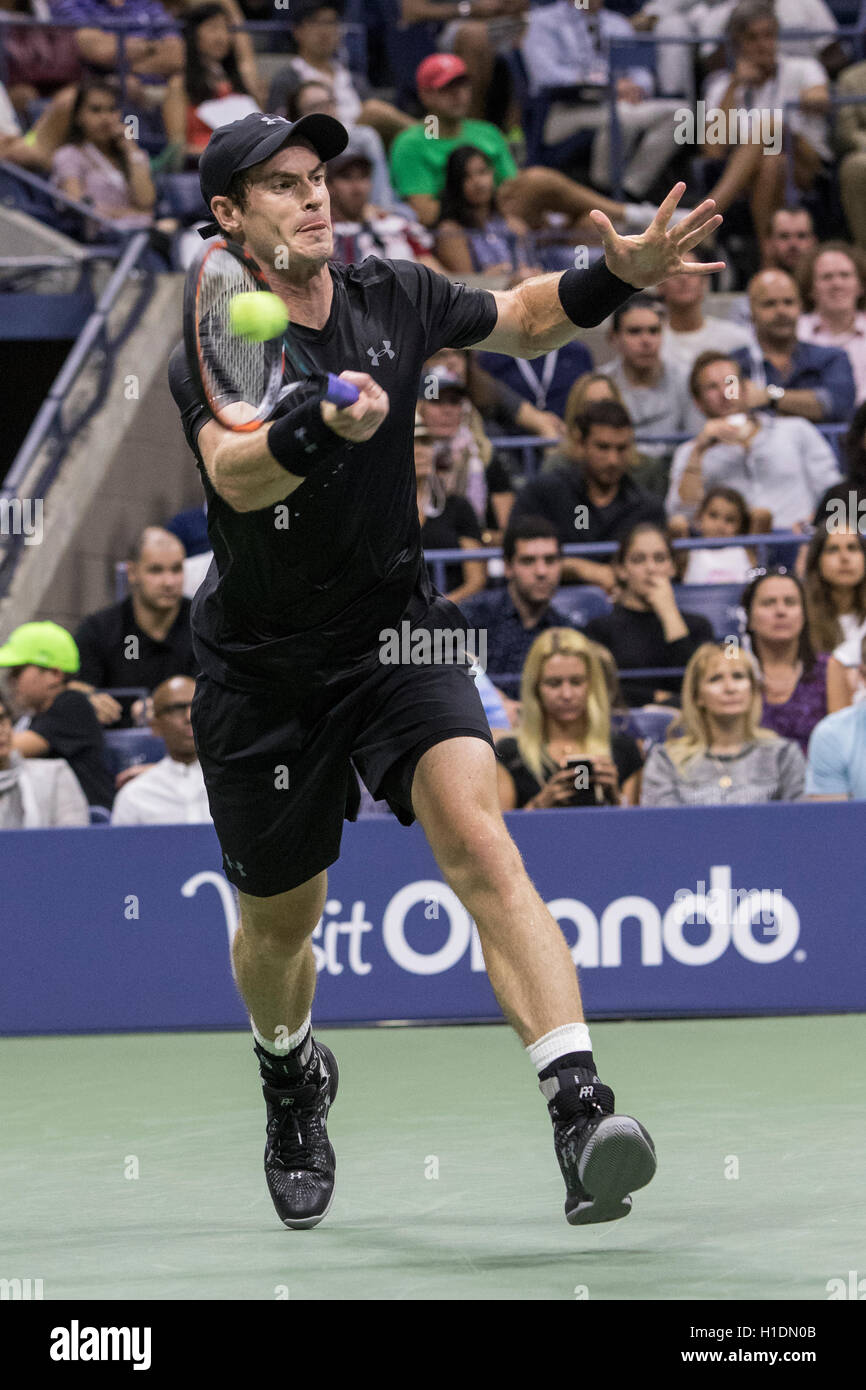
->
[73,526,198,727]
[169,109,724,1231]
[510,400,666,589]
[0,621,115,810]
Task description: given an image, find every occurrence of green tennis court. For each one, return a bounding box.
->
[2,1015,863,1301]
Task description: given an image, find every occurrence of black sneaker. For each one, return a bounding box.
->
[542,1066,656,1226]
[262,1041,339,1230]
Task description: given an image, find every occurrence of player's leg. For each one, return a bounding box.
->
[233,872,327,1047]
[410,735,657,1224]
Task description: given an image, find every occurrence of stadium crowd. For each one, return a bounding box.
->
[2,0,866,826]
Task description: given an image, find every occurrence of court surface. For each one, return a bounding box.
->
[2,1015,863,1301]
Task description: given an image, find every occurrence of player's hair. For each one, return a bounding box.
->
[741,568,817,678]
[663,643,776,769]
[688,350,742,402]
[611,295,664,333]
[727,0,778,44]
[697,486,751,535]
[503,515,561,562]
[575,399,633,440]
[517,629,613,785]
[67,79,121,146]
[796,240,866,313]
[183,3,252,108]
[438,145,497,228]
[803,520,866,654]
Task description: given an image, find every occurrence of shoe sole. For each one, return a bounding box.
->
[279,1042,340,1232]
[567,1115,657,1227]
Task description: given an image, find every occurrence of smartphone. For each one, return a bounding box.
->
[565,757,598,808]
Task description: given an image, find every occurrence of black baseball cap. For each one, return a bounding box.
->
[197,111,349,239]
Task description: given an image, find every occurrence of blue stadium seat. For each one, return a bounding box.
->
[613,707,677,751]
[555,585,613,628]
[103,730,167,777]
[89,805,112,825]
[673,583,746,641]
[157,172,209,224]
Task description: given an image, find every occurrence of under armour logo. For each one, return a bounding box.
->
[224,855,247,877]
[259,116,287,126]
[367,339,395,367]
[579,1085,594,1099]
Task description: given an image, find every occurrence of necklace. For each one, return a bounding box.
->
[707,744,745,790]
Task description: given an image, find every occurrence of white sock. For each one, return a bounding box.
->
[251,1012,311,1057]
[527,1023,592,1075]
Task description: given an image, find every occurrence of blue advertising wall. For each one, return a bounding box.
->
[1,803,864,1035]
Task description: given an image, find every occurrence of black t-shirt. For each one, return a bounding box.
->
[74,596,198,696]
[584,604,715,706]
[421,494,483,593]
[28,688,115,808]
[496,731,643,807]
[511,465,666,549]
[168,257,498,696]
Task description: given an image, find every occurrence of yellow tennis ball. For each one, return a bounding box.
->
[229,291,289,342]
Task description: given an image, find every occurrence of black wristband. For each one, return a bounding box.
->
[558,259,637,329]
[267,386,349,476]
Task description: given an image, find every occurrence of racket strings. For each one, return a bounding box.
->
[197,249,273,410]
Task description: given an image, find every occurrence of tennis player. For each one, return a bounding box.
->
[169,111,724,1230]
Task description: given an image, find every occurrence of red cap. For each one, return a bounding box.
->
[416,54,469,91]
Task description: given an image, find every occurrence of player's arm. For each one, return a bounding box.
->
[470,185,724,360]
[198,373,390,514]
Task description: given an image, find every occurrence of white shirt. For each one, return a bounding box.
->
[692,0,837,60]
[682,545,753,584]
[704,55,831,163]
[110,756,212,826]
[183,551,213,599]
[798,312,866,405]
[666,413,840,527]
[288,56,361,127]
[661,316,754,376]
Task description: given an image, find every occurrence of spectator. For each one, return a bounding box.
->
[434,145,592,280]
[761,207,818,277]
[51,0,184,105]
[656,250,752,375]
[597,297,703,492]
[389,53,679,232]
[280,0,413,149]
[511,400,667,590]
[459,516,579,692]
[803,520,866,652]
[806,642,866,799]
[640,642,805,805]
[72,526,197,726]
[162,1,263,164]
[742,567,830,752]
[666,350,840,529]
[836,59,866,252]
[0,621,116,810]
[475,337,593,441]
[0,690,89,828]
[51,78,168,234]
[0,79,77,173]
[540,371,630,475]
[165,500,208,557]
[401,0,529,127]
[415,412,486,603]
[429,346,566,465]
[676,486,755,585]
[327,138,443,270]
[284,77,395,213]
[731,270,857,423]
[797,242,866,405]
[812,398,866,529]
[110,675,210,823]
[521,0,681,203]
[2,3,82,114]
[698,1,831,243]
[584,521,715,707]
[496,628,644,809]
[417,362,493,522]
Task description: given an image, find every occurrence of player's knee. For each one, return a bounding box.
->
[435,814,519,897]
[238,876,326,947]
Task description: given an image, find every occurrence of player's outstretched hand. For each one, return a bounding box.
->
[321,371,390,443]
[589,182,725,289]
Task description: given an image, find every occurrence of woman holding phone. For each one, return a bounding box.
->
[496,628,643,810]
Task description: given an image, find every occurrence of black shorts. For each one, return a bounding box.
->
[191,621,494,897]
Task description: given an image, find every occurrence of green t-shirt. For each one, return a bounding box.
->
[389,119,518,200]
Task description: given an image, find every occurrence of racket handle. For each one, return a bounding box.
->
[325,374,360,409]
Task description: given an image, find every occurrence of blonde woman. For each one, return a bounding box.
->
[640,643,805,806]
[496,629,643,810]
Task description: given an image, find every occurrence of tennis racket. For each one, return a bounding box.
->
[183,238,359,431]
